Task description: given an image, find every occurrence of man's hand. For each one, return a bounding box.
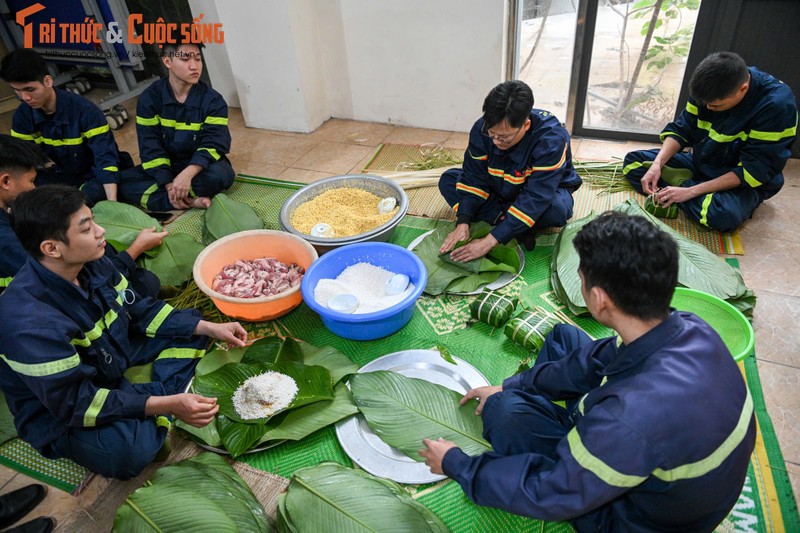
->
[641,164,662,195]
[655,185,696,206]
[145,393,218,428]
[125,226,168,260]
[170,394,218,427]
[419,438,457,475]
[439,223,470,254]
[168,171,194,205]
[461,385,503,415]
[448,234,498,263]
[195,320,248,347]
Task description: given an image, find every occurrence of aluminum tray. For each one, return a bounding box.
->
[335,349,489,484]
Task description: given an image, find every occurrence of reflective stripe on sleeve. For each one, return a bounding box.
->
[83,388,110,427]
[146,305,175,337]
[455,182,489,199]
[0,352,81,377]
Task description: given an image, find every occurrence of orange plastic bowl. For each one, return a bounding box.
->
[193,229,319,322]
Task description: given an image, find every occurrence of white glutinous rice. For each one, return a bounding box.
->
[232,371,298,420]
[313,262,416,314]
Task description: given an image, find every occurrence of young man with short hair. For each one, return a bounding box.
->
[420,212,755,531]
[0,185,248,479]
[119,43,234,211]
[624,51,798,232]
[438,80,581,261]
[0,49,127,205]
[0,134,162,298]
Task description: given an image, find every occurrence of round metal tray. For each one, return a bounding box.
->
[408,230,524,295]
[335,349,489,484]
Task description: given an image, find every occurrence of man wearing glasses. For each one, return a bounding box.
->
[439,80,581,261]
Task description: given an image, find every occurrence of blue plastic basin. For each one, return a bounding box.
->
[300,242,427,340]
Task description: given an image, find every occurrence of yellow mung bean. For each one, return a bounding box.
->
[290,187,399,237]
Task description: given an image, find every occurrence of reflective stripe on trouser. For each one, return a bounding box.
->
[623,149,767,232]
[117,159,235,211]
[438,168,575,230]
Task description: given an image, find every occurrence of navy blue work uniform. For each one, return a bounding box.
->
[10,89,124,205]
[0,257,207,479]
[624,67,798,232]
[0,209,159,298]
[439,110,581,244]
[442,318,755,532]
[119,78,234,211]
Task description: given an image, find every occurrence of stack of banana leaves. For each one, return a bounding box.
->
[114,453,271,531]
[552,199,756,317]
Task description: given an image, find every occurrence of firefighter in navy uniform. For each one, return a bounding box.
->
[420,213,755,532]
[119,42,234,212]
[0,186,247,479]
[0,49,128,205]
[438,80,581,262]
[624,51,798,232]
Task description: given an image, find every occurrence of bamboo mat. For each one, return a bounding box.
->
[361,143,744,255]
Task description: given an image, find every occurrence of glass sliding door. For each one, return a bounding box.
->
[573,0,702,139]
[516,0,579,123]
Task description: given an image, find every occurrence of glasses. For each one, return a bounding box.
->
[481,123,524,144]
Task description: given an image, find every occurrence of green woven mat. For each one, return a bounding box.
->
[361,143,743,255]
[0,438,88,494]
[161,175,794,531]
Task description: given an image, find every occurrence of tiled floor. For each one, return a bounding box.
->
[1,107,798,528]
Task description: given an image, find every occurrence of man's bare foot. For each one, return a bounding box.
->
[188,197,211,209]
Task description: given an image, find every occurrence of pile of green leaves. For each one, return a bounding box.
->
[202,193,264,245]
[349,371,490,461]
[277,462,448,533]
[413,221,521,295]
[551,200,756,317]
[93,201,203,287]
[177,336,359,457]
[114,452,270,532]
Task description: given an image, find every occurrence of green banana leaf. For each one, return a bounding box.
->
[257,383,358,444]
[202,193,264,245]
[113,453,271,532]
[193,361,334,424]
[414,221,519,295]
[92,201,162,256]
[216,413,269,457]
[550,212,598,316]
[0,391,17,445]
[180,337,358,456]
[615,200,752,313]
[277,462,448,533]
[243,336,304,365]
[350,371,491,461]
[139,233,204,286]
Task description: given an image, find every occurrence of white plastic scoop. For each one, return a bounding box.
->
[310,223,335,238]
[328,293,358,313]
[385,273,410,296]
[378,197,397,214]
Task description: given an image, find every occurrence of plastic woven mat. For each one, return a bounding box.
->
[361,144,743,255]
[0,438,88,494]
[158,175,794,531]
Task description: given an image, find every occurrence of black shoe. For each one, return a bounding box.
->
[518,230,537,252]
[3,516,56,533]
[0,485,47,529]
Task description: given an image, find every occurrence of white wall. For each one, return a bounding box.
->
[187,0,239,107]
[209,0,507,132]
